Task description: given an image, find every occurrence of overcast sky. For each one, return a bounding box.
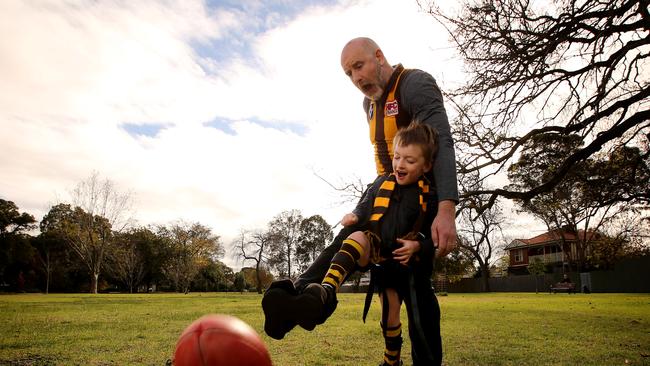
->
[1,0,544,268]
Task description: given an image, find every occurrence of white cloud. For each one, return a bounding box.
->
[0,0,543,270]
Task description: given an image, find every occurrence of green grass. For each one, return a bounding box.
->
[1,292,649,365]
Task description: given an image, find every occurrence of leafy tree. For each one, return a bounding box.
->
[41,203,112,293]
[420,0,650,214]
[105,228,151,293]
[233,271,246,293]
[159,221,223,293]
[194,259,233,292]
[491,254,510,277]
[216,261,235,291]
[436,244,475,282]
[39,203,76,293]
[268,210,303,279]
[527,258,546,293]
[296,215,333,274]
[0,199,36,290]
[508,134,650,270]
[0,199,37,235]
[31,232,67,294]
[241,266,273,293]
[43,173,134,294]
[592,207,650,268]
[133,226,172,291]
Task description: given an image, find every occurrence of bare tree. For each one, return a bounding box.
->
[458,192,505,292]
[313,171,367,206]
[234,229,273,294]
[420,0,650,214]
[64,172,134,293]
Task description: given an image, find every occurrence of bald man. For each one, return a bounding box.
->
[262,37,458,366]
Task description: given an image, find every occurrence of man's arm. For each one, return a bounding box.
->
[431,200,457,257]
[401,70,459,257]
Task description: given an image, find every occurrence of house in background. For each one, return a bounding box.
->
[505,229,603,275]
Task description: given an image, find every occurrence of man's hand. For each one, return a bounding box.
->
[394,238,420,266]
[431,200,457,258]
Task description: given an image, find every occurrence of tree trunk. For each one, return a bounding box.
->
[255,262,263,294]
[481,266,491,292]
[45,258,50,295]
[91,272,99,294]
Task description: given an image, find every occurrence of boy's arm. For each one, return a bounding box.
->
[351,175,383,225]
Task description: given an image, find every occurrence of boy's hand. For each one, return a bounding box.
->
[340,213,359,227]
[393,238,420,266]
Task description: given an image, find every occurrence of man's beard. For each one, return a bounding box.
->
[370,63,385,100]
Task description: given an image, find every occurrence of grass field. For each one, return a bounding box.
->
[1,292,648,365]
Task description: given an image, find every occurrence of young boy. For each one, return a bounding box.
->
[297,122,439,366]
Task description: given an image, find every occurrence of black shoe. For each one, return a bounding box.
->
[301,283,338,327]
[262,279,298,340]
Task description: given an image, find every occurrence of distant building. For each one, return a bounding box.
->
[505,228,604,275]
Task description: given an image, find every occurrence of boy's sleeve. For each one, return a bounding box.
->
[352,175,383,225]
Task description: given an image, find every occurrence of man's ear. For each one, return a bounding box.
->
[376,49,384,65]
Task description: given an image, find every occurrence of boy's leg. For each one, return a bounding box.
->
[294,225,356,291]
[262,180,375,339]
[379,289,403,366]
[300,231,370,325]
[262,228,364,338]
[262,225,356,339]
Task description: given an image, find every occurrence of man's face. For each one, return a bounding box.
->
[341,43,384,100]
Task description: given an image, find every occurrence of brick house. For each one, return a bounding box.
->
[505,229,603,275]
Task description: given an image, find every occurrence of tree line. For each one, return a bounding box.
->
[1,196,227,294]
[0,174,334,294]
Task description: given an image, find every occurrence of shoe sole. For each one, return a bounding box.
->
[262,288,295,340]
[262,287,323,334]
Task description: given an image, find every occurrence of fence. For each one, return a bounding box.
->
[445,256,650,293]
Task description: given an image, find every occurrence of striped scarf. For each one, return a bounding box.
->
[369,174,429,241]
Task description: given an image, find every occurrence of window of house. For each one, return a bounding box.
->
[514,249,523,262]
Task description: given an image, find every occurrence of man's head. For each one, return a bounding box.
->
[340,37,394,100]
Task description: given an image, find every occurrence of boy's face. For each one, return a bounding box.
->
[392,143,432,185]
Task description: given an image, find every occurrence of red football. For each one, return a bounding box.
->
[173,314,272,366]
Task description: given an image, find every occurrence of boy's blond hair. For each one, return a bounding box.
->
[393,122,438,165]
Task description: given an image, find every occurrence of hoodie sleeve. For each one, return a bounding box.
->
[352,175,384,225]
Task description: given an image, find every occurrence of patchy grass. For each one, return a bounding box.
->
[0,292,648,365]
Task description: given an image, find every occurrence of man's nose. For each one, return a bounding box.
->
[352,71,363,87]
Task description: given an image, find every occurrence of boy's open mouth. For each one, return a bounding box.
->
[396,171,407,179]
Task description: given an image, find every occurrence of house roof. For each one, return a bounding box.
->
[505,229,602,250]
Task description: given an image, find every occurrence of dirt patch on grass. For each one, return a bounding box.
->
[0,355,58,366]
